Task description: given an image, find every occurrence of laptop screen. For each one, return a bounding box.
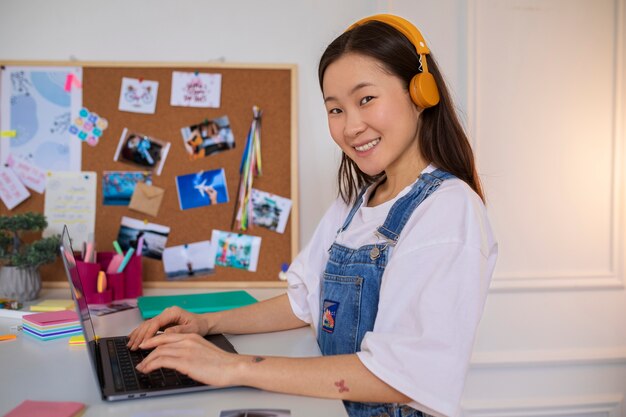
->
[59,226,99,365]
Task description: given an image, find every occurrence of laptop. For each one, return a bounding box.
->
[59,225,237,401]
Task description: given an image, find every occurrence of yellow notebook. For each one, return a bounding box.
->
[30,299,75,312]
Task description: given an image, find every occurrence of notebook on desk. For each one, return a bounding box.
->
[59,225,238,402]
[137,291,257,320]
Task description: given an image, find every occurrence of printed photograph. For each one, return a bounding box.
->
[102,171,152,206]
[89,301,137,317]
[250,189,292,234]
[209,230,261,272]
[175,168,229,210]
[162,241,215,280]
[219,410,291,417]
[113,128,171,175]
[181,115,235,160]
[116,216,170,260]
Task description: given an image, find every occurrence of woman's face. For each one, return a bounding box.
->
[322,53,422,177]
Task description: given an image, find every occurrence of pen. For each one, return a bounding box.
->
[0,334,17,342]
[112,241,123,255]
[117,247,135,273]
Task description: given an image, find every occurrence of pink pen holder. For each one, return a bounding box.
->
[76,251,143,304]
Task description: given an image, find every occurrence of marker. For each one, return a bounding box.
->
[112,241,123,255]
[0,334,17,342]
[136,236,144,256]
[84,242,94,264]
[97,271,107,293]
[117,247,135,273]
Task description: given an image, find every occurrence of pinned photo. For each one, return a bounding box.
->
[175,168,229,210]
[162,241,215,280]
[250,189,292,234]
[219,410,291,417]
[118,77,159,114]
[209,230,261,272]
[116,216,170,260]
[181,115,235,160]
[102,171,152,206]
[113,128,171,175]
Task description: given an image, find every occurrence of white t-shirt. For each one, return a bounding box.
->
[286,165,498,417]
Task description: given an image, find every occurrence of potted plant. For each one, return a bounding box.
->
[0,212,60,301]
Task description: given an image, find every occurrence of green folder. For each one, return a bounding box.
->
[137,290,257,320]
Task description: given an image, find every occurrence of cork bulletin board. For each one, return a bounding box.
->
[0,61,299,288]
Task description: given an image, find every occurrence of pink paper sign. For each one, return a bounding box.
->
[0,166,30,210]
[6,154,46,193]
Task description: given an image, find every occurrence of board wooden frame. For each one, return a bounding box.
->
[0,61,299,289]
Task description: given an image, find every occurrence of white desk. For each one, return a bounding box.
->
[0,288,348,417]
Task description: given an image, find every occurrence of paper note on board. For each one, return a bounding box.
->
[0,66,82,171]
[170,71,221,108]
[5,153,47,193]
[43,171,97,248]
[0,166,30,210]
[118,77,159,114]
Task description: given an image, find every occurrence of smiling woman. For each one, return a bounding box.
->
[127,14,497,417]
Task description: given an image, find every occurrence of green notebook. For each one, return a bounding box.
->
[137,290,257,320]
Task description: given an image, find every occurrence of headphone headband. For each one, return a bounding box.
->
[347,14,431,56]
[345,14,440,108]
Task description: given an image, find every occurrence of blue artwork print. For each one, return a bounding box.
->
[102,171,152,205]
[1,66,82,171]
[175,168,229,210]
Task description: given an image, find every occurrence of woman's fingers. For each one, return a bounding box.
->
[127,307,184,349]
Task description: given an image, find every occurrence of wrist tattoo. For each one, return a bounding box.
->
[252,356,265,363]
[334,379,350,393]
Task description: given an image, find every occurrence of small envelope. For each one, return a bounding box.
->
[129,182,165,217]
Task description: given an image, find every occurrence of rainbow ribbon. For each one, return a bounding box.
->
[233,106,263,231]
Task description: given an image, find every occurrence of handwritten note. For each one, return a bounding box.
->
[43,172,97,247]
[0,166,30,210]
[6,153,47,193]
[170,71,221,108]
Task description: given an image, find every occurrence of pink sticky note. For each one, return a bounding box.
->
[64,73,82,92]
[3,400,85,417]
[22,310,79,327]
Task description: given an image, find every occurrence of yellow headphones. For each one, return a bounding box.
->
[347,14,440,108]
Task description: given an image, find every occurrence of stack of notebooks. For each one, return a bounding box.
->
[22,310,82,341]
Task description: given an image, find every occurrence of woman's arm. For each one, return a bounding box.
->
[207,293,308,334]
[128,293,307,350]
[136,332,411,404]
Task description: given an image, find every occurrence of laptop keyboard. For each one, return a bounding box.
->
[107,337,201,392]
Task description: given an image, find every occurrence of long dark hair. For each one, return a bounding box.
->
[318,20,484,203]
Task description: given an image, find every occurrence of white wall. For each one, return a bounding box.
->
[393,0,626,416]
[3,0,626,416]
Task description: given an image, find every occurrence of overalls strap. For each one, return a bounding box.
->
[375,169,455,243]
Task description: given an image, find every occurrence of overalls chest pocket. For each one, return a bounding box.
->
[318,273,363,355]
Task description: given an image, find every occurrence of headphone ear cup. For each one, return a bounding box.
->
[409,73,440,108]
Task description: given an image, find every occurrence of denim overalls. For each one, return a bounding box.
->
[317,169,454,417]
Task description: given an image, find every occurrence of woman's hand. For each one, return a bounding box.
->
[135,333,240,387]
[127,306,210,350]
[206,186,218,205]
